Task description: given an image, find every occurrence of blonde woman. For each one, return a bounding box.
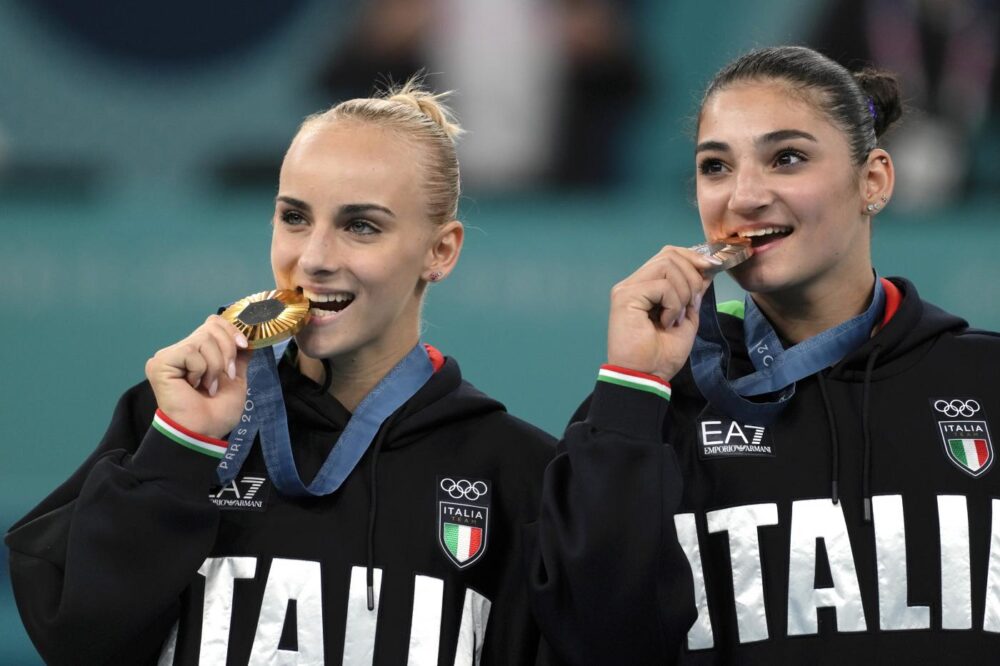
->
[8,82,553,665]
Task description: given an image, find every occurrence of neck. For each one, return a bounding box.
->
[297,342,418,412]
[751,270,877,345]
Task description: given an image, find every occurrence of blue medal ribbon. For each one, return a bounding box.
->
[689,276,885,424]
[217,342,434,496]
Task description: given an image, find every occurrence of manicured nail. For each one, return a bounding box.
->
[227,360,236,380]
[693,292,703,310]
[235,333,249,349]
[705,256,724,266]
[209,379,219,396]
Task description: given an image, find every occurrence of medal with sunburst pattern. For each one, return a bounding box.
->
[220,289,310,349]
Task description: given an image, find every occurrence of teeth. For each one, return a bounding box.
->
[738,226,791,238]
[302,289,354,303]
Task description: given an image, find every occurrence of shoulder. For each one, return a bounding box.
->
[937,326,1000,365]
[442,379,557,474]
[951,327,1000,344]
[469,408,557,465]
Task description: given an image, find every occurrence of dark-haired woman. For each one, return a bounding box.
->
[529,45,1000,664]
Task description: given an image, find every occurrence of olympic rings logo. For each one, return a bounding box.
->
[934,399,981,418]
[440,478,488,501]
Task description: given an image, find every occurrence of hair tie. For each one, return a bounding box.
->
[867,97,877,120]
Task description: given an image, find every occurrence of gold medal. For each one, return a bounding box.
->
[220,289,310,349]
[690,236,753,275]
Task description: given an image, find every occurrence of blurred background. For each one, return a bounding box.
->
[1,0,997,660]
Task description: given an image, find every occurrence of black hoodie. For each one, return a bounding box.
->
[529,277,1000,664]
[6,351,555,665]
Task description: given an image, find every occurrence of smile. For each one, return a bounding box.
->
[737,226,793,248]
[301,288,355,319]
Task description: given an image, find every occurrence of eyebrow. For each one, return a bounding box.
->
[275,196,396,218]
[341,203,395,217]
[758,129,818,145]
[695,129,819,154]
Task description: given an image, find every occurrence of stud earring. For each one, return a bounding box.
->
[428,271,443,282]
[866,203,876,213]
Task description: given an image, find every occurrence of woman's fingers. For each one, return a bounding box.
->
[617,251,710,329]
[607,244,721,381]
[202,316,244,382]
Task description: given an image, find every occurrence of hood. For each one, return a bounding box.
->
[278,353,505,450]
[829,276,968,382]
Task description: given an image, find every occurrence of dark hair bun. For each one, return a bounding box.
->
[853,68,903,137]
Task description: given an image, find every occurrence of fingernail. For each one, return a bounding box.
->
[209,379,219,396]
[235,333,249,349]
[227,360,236,380]
[706,256,724,266]
[674,307,686,327]
[693,292,703,310]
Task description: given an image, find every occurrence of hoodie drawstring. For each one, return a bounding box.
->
[366,412,400,611]
[305,354,415,610]
[318,358,333,395]
[310,355,393,611]
[817,344,882,518]
[816,372,840,505]
[861,346,882,523]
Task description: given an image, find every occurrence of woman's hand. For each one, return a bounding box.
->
[145,315,252,438]
[607,246,719,382]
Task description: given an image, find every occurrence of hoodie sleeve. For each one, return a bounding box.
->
[5,382,224,665]
[526,366,697,665]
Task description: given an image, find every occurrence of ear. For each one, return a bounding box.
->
[860,149,894,215]
[423,220,464,282]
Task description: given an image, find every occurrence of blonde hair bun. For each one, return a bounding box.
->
[386,79,465,142]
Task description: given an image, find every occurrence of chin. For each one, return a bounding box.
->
[293,331,346,361]
[729,265,792,296]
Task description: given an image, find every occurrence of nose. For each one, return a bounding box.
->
[297,225,339,277]
[727,164,772,215]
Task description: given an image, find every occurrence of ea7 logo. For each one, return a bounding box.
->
[210,476,270,511]
[698,419,774,459]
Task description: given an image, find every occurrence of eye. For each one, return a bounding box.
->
[697,158,727,176]
[280,210,307,226]
[347,219,379,236]
[774,148,807,168]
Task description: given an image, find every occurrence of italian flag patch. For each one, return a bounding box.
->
[597,365,671,400]
[152,409,229,459]
[443,523,483,564]
[948,439,989,473]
